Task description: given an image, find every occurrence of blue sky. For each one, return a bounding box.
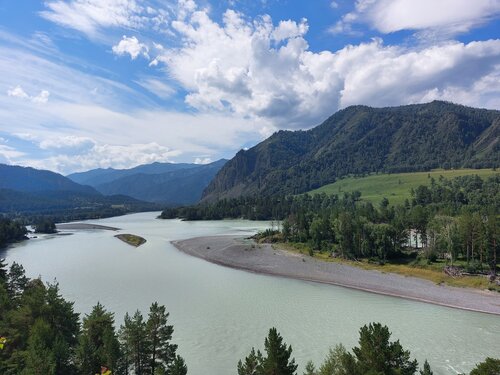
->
[0,0,499,174]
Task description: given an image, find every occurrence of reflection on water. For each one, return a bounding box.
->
[2,212,499,375]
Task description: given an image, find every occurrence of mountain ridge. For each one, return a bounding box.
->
[202,101,499,202]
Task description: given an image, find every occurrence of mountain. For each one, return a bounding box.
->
[67,162,196,186]
[0,164,158,216]
[0,164,97,194]
[202,101,499,202]
[93,159,227,205]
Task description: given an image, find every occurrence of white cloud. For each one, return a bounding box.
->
[7,85,50,104]
[7,85,29,99]
[40,0,147,39]
[194,157,212,164]
[112,35,149,60]
[26,142,181,174]
[330,1,339,9]
[333,0,500,37]
[32,90,50,104]
[39,135,96,151]
[0,144,25,165]
[136,77,176,99]
[155,8,500,128]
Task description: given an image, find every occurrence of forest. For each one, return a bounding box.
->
[0,218,27,248]
[162,174,499,280]
[0,259,498,375]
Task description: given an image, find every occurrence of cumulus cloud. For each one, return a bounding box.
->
[17,142,180,174]
[332,0,500,37]
[156,7,500,128]
[4,132,183,173]
[7,85,50,104]
[112,35,149,60]
[39,135,96,152]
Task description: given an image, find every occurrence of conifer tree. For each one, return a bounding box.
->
[77,303,120,374]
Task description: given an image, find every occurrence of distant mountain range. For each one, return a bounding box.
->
[202,101,499,202]
[67,159,227,205]
[67,162,198,186]
[0,164,156,216]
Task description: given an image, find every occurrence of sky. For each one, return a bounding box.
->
[0,0,499,175]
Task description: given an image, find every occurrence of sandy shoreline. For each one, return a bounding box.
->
[172,236,500,315]
[56,223,120,231]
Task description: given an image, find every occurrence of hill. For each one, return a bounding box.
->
[94,159,227,205]
[202,101,499,201]
[67,162,196,186]
[0,164,97,194]
[308,168,499,206]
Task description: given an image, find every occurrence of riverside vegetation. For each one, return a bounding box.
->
[0,259,498,375]
[162,174,499,290]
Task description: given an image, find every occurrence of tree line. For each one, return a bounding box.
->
[1,259,498,375]
[0,260,187,375]
[162,175,499,274]
[0,218,27,248]
[239,324,499,375]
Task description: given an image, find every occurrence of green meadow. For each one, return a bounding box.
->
[309,169,498,206]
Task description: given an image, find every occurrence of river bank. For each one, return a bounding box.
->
[172,235,500,315]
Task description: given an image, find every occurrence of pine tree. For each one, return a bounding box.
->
[147,302,177,374]
[169,355,188,375]
[261,328,297,375]
[119,310,149,374]
[420,360,433,375]
[352,323,418,375]
[22,319,56,375]
[303,360,316,375]
[77,303,120,374]
[238,347,263,375]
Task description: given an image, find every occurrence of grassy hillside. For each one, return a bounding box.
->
[308,169,499,205]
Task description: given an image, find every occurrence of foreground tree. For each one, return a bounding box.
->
[77,303,120,374]
[239,328,297,375]
[470,358,500,375]
[420,360,433,375]
[351,323,418,375]
[147,302,178,374]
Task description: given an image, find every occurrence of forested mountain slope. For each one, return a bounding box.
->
[0,164,97,194]
[203,101,499,201]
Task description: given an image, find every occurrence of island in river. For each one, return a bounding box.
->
[172,235,500,316]
[115,233,147,247]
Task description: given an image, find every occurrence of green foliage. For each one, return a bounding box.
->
[0,218,27,247]
[303,361,316,375]
[351,323,418,375]
[420,360,433,375]
[77,303,120,374]
[34,218,56,234]
[170,355,188,375]
[239,328,297,375]
[470,358,500,375]
[0,259,186,375]
[317,345,350,375]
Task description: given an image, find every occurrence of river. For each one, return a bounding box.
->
[1,212,499,375]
